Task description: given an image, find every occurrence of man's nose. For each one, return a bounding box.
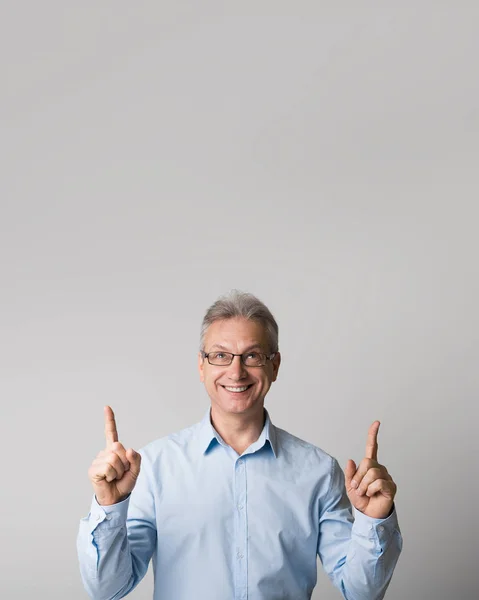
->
[227,355,247,379]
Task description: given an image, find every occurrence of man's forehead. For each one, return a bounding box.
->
[204,318,268,348]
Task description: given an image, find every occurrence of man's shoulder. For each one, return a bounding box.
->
[273,423,335,466]
[139,418,204,461]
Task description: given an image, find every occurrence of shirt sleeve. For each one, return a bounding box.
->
[76,449,157,600]
[317,457,402,600]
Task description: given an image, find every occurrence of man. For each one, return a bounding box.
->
[77,290,402,600]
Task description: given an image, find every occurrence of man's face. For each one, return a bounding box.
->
[198,317,281,417]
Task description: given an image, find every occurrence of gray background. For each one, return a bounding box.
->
[1,2,478,599]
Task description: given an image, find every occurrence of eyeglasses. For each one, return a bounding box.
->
[201,350,276,367]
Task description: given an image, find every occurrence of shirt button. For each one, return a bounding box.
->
[238,459,243,466]
[378,525,385,532]
[238,504,243,510]
[95,514,102,521]
[237,552,244,560]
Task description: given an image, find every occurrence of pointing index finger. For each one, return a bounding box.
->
[104,405,119,446]
[365,420,380,460]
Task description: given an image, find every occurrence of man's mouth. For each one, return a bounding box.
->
[221,384,253,393]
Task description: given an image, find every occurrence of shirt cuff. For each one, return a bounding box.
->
[352,504,399,541]
[86,494,131,534]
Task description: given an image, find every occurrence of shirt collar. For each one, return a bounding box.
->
[198,407,278,458]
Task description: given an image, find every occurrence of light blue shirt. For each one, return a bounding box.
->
[77,409,402,600]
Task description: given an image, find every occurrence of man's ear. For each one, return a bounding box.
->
[198,352,205,382]
[271,352,281,382]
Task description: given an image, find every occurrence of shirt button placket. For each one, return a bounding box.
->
[234,458,248,600]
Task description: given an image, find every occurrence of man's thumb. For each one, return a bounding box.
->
[126,448,142,477]
[344,459,357,489]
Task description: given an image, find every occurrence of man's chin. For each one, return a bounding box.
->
[212,393,264,415]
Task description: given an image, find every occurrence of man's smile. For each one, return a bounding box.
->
[221,384,254,393]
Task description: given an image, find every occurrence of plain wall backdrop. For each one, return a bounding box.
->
[1,2,478,599]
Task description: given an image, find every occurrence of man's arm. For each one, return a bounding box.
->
[77,449,157,600]
[318,456,402,600]
[77,407,156,600]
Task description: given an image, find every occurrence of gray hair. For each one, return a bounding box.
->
[199,290,279,353]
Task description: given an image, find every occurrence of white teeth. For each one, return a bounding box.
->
[224,386,249,392]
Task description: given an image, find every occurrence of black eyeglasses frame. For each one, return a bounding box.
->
[200,351,277,367]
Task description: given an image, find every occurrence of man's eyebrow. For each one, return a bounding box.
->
[208,344,264,352]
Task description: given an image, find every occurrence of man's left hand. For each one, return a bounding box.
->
[345,421,397,519]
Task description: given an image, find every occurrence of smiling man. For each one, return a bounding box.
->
[198,316,281,455]
[77,290,402,600]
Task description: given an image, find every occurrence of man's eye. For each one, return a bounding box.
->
[246,352,259,359]
[210,352,228,360]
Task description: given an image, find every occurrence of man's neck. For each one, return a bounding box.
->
[210,405,266,456]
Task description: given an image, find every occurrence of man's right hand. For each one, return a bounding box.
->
[88,406,142,506]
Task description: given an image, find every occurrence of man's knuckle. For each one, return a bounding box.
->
[105,465,117,479]
[107,452,118,463]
